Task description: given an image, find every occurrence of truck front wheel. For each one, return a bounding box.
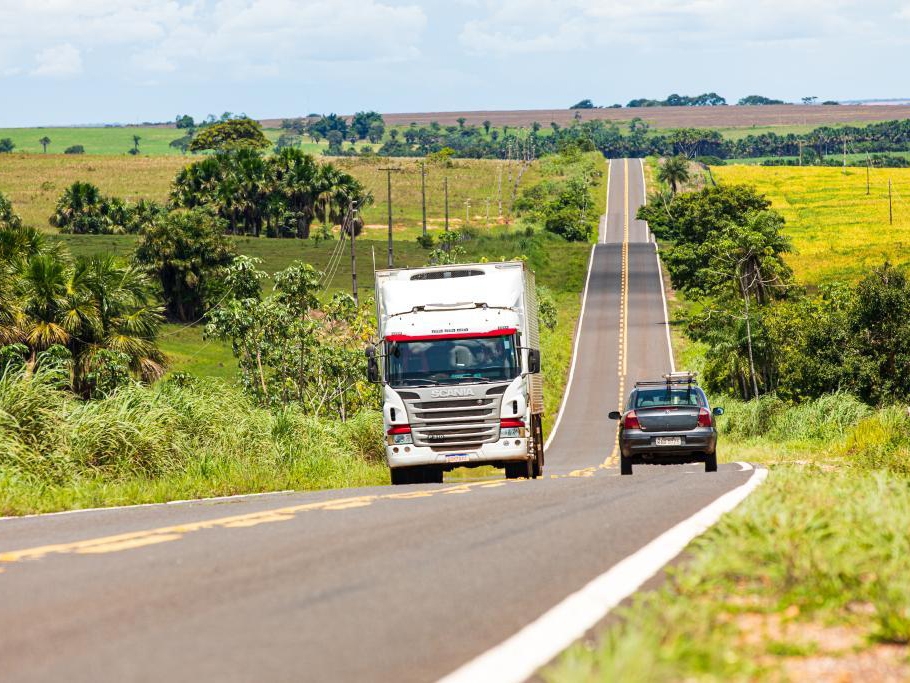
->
[505,459,533,479]
[531,415,544,479]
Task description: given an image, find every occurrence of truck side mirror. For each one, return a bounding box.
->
[608,411,622,420]
[366,345,380,383]
[527,348,541,374]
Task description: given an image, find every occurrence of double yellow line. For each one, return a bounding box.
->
[571,159,631,477]
[602,159,631,469]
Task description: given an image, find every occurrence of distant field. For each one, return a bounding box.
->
[0,126,327,156]
[713,165,910,284]
[260,104,910,130]
[0,152,594,233]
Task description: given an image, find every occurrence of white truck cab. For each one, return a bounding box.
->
[368,261,545,484]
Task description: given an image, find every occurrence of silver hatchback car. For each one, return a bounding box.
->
[608,373,723,475]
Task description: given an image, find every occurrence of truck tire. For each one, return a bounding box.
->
[389,467,420,486]
[531,415,544,479]
[505,459,533,479]
[620,455,633,476]
[704,452,718,473]
[423,466,444,484]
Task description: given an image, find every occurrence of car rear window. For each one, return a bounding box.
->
[633,388,703,409]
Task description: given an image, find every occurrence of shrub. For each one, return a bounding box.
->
[64,145,85,154]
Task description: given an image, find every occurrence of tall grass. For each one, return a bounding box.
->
[0,368,387,515]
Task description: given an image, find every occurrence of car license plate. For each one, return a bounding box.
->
[446,453,470,462]
[655,437,682,446]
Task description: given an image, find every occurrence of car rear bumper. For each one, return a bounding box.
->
[619,428,717,462]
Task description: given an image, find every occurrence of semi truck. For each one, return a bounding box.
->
[367,261,545,485]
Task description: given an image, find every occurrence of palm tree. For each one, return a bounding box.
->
[75,254,165,388]
[657,155,691,194]
[272,148,319,238]
[39,136,51,153]
[50,181,109,234]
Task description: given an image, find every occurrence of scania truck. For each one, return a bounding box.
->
[367,261,545,485]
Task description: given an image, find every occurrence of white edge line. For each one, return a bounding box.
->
[0,489,296,522]
[544,242,596,451]
[638,158,676,374]
[601,159,612,245]
[437,465,769,683]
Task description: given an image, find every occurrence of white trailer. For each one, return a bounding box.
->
[368,261,545,484]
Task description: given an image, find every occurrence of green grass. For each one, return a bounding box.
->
[0,151,584,234]
[0,126,326,156]
[544,464,910,682]
[0,371,389,515]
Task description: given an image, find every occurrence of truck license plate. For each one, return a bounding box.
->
[655,437,682,446]
[446,453,470,462]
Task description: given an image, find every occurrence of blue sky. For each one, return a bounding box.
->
[1,0,909,127]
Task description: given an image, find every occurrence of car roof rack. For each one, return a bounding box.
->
[634,371,698,388]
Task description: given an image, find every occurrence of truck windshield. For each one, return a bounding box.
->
[386,335,520,387]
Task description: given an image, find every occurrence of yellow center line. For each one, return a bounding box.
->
[0,479,516,567]
[601,159,631,470]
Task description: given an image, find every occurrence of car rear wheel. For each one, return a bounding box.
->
[505,459,533,479]
[620,456,633,476]
[704,452,718,473]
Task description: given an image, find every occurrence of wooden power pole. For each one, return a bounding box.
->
[420,161,427,237]
[379,166,401,268]
[348,200,358,306]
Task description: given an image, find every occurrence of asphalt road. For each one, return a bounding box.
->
[0,159,756,683]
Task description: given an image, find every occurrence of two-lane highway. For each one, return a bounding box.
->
[0,159,762,683]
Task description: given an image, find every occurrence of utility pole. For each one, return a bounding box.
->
[889,179,893,225]
[497,163,503,217]
[485,198,490,228]
[464,198,471,226]
[444,176,450,252]
[867,161,871,196]
[798,139,803,167]
[348,200,358,306]
[379,166,401,268]
[420,161,427,237]
[842,136,847,174]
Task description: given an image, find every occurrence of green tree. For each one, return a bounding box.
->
[189,118,270,152]
[0,191,22,230]
[0,138,14,153]
[134,210,236,322]
[64,145,85,154]
[175,114,195,129]
[367,121,385,144]
[656,155,690,194]
[50,181,109,234]
[39,136,51,153]
[570,99,595,109]
[351,111,384,140]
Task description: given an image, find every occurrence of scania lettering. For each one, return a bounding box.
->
[367,261,545,485]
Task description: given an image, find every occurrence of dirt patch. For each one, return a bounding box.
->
[729,610,910,682]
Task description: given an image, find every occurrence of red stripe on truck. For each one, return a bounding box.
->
[385,328,517,342]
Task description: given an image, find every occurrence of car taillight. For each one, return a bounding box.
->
[697,408,712,428]
[623,411,641,429]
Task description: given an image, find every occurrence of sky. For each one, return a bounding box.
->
[1,0,909,127]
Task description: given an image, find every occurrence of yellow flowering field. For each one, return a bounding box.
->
[713,165,910,285]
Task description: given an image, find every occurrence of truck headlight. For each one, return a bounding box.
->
[499,419,525,439]
[387,426,413,446]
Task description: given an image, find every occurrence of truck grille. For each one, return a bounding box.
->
[403,393,502,450]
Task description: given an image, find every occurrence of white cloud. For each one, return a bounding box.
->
[0,0,427,81]
[32,43,83,77]
[457,0,903,56]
